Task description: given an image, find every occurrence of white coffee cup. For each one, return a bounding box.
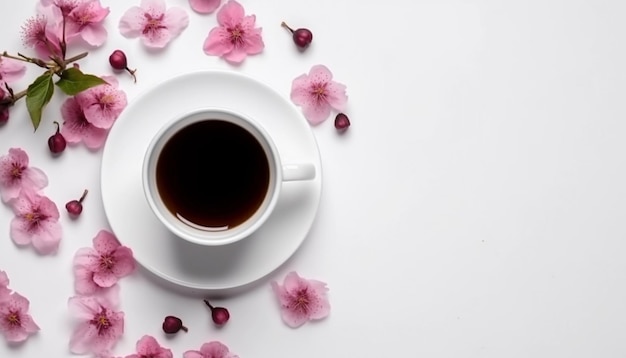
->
[142,108,315,246]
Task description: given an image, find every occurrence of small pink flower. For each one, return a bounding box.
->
[290,65,348,125]
[0,148,48,203]
[0,292,40,342]
[271,271,330,328]
[76,76,127,129]
[65,0,110,47]
[10,189,62,255]
[119,0,189,49]
[0,57,26,89]
[0,270,10,299]
[60,97,109,149]
[189,0,220,14]
[68,286,124,354]
[20,15,62,59]
[183,341,239,358]
[125,335,173,358]
[202,0,264,64]
[73,230,135,293]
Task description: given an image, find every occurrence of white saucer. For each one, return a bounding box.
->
[100,70,322,290]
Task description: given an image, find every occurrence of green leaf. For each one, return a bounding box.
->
[26,73,55,131]
[55,67,106,96]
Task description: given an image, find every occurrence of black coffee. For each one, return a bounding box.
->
[155,120,270,230]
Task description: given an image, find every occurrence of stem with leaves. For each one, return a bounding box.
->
[1,46,103,130]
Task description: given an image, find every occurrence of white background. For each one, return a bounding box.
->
[2,0,626,357]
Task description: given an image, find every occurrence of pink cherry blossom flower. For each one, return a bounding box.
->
[119,0,189,49]
[0,270,10,299]
[68,285,124,354]
[125,335,173,358]
[0,292,40,342]
[202,0,264,64]
[10,189,62,255]
[20,14,62,59]
[0,57,26,89]
[189,0,220,14]
[76,76,127,129]
[73,230,135,293]
[183,341,239,358]
[0,148,48,203]
[290,65,348,125]
[65,0,110,47]
[271,271,330,328]
[60,97,109,149]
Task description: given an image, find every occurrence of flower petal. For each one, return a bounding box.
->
[182,351,204,358]
[303,100,332,125]
[217,0,244,27]
[223,47,248,64]
[164,7,190,38]
[21,167,49,195]
[308,64,334,83]
[142,27,172,48]
[243,27,264,55]
[0,58,27,84]
[118,6,144,38]
[73,247,99,268]
[80,24,108,46]
[189,0,220,14]
[69,321,99,354]
[74,267,100,295]
[9,217,33,246]
[280,306,309,328]
[141,0,166,14]
[323,82,348,111]
[111,247,136,277]
[204,341,237,357]
[203,27,234,56]
[31,219,62,255]
[93,270,117,288]
[68,295,100,320]
[93,230,120,254]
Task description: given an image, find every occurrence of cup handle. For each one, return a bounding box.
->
[282,164,316,181]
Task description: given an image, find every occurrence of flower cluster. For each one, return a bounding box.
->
[30,0,109,58]
[0,148,62,255]
[1,0,111,129]
[60,76,127,149]
[0,270,40,342]
[68,230,135,355]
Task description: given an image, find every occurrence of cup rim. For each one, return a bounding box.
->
[142,107,282,246]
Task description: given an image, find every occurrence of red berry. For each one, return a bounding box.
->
[162,316,188,334]
[66,189,88,217]
[281,22,313,49]
[334,113,351,131]
[109,50,137,83]
[48,121,67,154]
[204,299,230,325]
